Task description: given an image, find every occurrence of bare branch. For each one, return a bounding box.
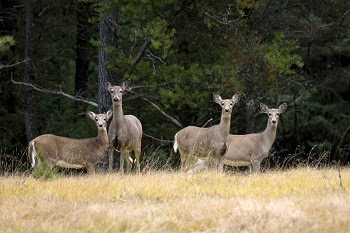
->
[0,58,29,70]
[146,50,166,64]
[146,52,157,74]
[203,8,246,26]
[11,77,98,107]
[141,97,183,128]
[11,78,183,128]
[128,37,151,74]
[143,132,173,143]
[313,9,350,33]
[144,50,166,75]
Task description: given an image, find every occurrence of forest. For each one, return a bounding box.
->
[0,0,349,173]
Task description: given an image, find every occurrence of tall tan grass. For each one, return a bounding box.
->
[1,168,349,232]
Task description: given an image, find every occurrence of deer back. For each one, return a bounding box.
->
[33,134,106,165]
[225,131,276,163]
[176,124,227,158]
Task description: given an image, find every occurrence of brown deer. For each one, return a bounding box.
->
[28,111,113,175]
[224,103,287,172]
[103,80,142,174]
[173,93,240,172]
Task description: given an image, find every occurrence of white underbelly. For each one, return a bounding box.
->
[56,160,84,169]
[224,159,251,167]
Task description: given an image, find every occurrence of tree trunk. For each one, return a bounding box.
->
[293,94,300,147]
[75,2,91,97]
[98,0,117,114]
[74,1,92,116]
[97,1,118,170]
[23,0,39,143]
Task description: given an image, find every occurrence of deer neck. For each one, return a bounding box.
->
[262,120,277,146]
[112,102,124,128]
[218,112,231,138]
[96,128,109,148]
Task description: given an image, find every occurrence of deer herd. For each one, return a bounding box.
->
[28,80,287,175]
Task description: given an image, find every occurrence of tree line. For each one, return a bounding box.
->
[0,0,349,171]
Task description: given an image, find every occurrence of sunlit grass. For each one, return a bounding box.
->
[1,167,349,232]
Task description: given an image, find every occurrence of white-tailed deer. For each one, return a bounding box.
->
[103,80,142,174]
[224,103,287,172]
[173,93,240,172]
[28,111,113,174]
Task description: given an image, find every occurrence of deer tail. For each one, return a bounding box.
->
[28,141,36,168]
[173,133,178,153]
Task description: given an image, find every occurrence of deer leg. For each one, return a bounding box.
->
[134,148,141,174]
[124,151,131,174]
[213,157,219,172]
[191,159,207,173]
[86,163,96,175]
[217,158,224,173]
[207,156,217,171]
[180,149,189,171]
[252,160,261,173]
[180,156,186,170]
[248,165,252,174]
[108,146,114,172]
[120,150,125,175]
[44,160,54,172]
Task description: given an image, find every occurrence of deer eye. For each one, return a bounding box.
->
[110,90,114,93]
[95,118,98,122]
[104,118,106,121]
[268,113,271,116]
[120,90,123,93]
[230,102,233,106]
[277,113,280,116]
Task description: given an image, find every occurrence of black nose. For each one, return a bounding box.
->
[99,124,103,127]
[113,97,120,102]
[225,109,229,112]
[272,120,277,124]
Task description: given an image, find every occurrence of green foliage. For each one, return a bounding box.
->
[32,163,60,180]
[31,149,60,180]
[0,35,15,57]
[264,34,304,75]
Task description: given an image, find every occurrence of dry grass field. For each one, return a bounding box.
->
[1,167,350,233]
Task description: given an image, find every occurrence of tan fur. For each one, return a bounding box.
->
[224,103,287,172]
[174,93,240,172]
[103,80,142,174]
[28,111,112,175]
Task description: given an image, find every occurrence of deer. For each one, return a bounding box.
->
[103,80,142,174]
[195,103,287,173]
[223,103,287,172]
[28,110,113,175]
[173,93,240,172]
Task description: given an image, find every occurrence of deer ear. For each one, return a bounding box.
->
[231,93,240,103]
[122,79,131,91]
[213,93,222,104]
[106,110,113,121]
[87,111,96,120]
[260,103,269,113]
[278,103,287,113]
[103,80,112,90]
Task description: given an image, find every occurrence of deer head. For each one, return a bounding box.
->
[213,93,240,117]
[87,110,113,129]
[260,103,287,126]
[103,80,131,104]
